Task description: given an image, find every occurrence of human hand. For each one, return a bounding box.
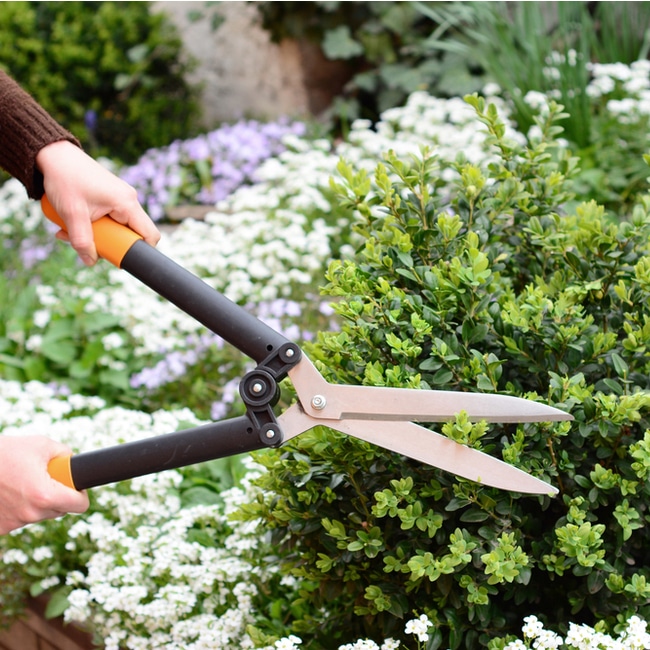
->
[36,140,161,266]
[0,435,89,534]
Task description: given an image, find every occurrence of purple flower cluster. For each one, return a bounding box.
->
[120,119,306,221]
[20,237,54,270]
[130,333,223,391]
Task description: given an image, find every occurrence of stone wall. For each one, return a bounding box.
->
[152,2,311,127]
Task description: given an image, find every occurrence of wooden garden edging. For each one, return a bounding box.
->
[0,597,95,650]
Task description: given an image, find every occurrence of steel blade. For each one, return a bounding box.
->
[277,404,558,495]
[288,356,572,424]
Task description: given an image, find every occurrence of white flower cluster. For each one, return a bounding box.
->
[0,373,276,648]
[587,60,650,122]
[269,614,430,650]
[0,378,105,434]
[64,496,267,650]
[505,614,650,650]
[0,178,45,234]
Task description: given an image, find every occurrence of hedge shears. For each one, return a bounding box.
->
[41,197,572,496]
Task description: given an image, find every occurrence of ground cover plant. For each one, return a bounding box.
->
[1,60,650,649]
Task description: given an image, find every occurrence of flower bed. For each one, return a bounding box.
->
[1,60,650,649]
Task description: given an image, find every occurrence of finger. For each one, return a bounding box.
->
[46,485,90,515]
[54,206,99,266]
[109,201,161,247]
[43,461,90,513]
[66,219,99,266]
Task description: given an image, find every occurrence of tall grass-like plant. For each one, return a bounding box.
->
[418,2,650,149]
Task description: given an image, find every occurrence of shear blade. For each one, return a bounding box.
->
[278,405,558,495]
[289,357,573,424]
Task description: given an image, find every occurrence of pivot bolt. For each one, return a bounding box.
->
[252,382,265,394]
[265,429,276,439]
[311,395,327,410]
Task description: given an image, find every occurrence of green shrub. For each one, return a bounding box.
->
[239,98,650,648]
[0,1,199,161]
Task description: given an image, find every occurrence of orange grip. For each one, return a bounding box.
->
[41,195,141,268]
[48,455,76,490]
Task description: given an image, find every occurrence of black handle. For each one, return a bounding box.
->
[121,240,292,365]
[67,416,267,490]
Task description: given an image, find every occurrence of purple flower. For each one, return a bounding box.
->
[84,109,98,134]
[120,118,306,220]
[20,238,53,269]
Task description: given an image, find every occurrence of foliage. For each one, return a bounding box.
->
[429,2,650,213]
[0,181,143,405]
[0,1,199,162]
[434,2,650,147]
[255,2,650,134]
[239,98,650,649]
[255,1,485,128]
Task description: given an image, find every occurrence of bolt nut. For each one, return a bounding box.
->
[311,395,327,410]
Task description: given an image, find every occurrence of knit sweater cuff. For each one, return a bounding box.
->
[0,72,81,199]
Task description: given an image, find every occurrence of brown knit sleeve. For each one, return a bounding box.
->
[0,70,81,199]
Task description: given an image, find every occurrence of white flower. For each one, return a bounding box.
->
[101,332,124,350]
[33,309,51,329]
[524,91,549,112]
[32,546,54,562]
[38,576,60,591]
[275,635,302,650]
[532,629,563,649]
[25,335,43,352]
[338,641,379,650]
[504,641,527,650]
[483,82,502,96]
[380,640,400,650]
[405,613,433,643]
[2,549,29,565]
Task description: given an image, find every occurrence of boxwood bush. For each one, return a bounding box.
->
[241,97,650,648]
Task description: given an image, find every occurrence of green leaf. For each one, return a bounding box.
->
[431,368,453,385]
[322,26,364,60]
[611,352,629,377]
[41,339,76,365]
[476,375,495,391]
[181,486,222,507]
[460,509,490,523]
[127,43,149,64]
[82,311,121,334]
[44,587,71,619]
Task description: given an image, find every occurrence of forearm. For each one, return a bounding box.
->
[0,70,80,198]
